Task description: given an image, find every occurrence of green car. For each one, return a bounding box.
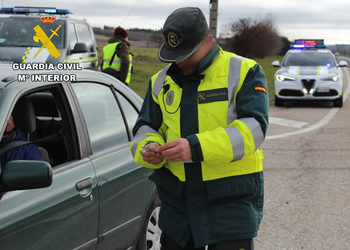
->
[0,6,99,70]
[0,64,161,250]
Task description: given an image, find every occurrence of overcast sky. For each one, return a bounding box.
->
[5,0,350,45]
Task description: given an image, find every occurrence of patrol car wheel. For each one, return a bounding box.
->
[333,96,343,107]
[136,194,162,250]
[275,96,284,107]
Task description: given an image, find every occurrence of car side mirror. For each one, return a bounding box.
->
[0,160,52,192]
[272,60,280,67]
[338,60,348,67]
[71,43,89,54]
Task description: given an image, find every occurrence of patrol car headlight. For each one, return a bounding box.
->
[276,75,296,82]
[332,75,339,82]
[321,74,340,82]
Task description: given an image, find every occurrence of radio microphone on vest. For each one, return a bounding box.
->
[163,84,170,94]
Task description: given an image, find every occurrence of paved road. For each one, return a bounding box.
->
[255,67,350,249]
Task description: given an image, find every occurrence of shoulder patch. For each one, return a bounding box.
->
[255,86,267,94]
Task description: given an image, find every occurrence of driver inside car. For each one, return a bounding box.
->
[0,115,43,168]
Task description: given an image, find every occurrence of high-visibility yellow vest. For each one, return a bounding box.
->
[102,42,133,84]
[131,47,267,182]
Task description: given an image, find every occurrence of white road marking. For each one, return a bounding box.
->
[269,117,309,128]
[266,68,350,140]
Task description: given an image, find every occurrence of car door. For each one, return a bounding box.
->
[0,85,99,250]
[71,81,156,250]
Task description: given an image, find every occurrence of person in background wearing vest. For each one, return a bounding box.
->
[102,27,133,85]
[130,7,269,250]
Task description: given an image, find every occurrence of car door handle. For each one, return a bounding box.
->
[76,178,93,191]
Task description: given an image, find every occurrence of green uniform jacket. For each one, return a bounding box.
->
[130,44,269,248]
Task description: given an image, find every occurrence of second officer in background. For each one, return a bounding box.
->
[102,27,133,85]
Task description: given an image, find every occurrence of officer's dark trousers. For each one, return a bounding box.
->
[161,233,254,250]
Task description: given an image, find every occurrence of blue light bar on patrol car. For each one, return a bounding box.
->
[0,6,72,14]
[291,44,328,49]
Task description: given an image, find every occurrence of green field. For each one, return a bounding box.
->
[128,47,164,99]
[97,38,282,101]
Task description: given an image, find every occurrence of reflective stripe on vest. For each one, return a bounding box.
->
[125,53,133,84]
[131,125,159,157]
[102,59,121,65]
[152,65,170,98]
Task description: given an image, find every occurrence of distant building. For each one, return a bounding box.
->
[139,41,159,48]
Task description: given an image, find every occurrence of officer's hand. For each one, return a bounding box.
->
[157,138,192,162]
[140,143,164,165]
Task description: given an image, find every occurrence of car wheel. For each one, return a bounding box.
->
[136,194,162,250]
[275,96,284,107]
[333,96,343,107]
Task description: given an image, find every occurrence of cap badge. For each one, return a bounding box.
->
[168,32,182,48]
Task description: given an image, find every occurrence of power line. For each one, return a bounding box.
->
[119,0,142,27]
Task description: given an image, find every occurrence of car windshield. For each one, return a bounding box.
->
[282,51,336,67]
[0,17,65,48]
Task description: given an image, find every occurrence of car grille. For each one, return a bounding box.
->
[301,79,315,92]
[279,89,304,97]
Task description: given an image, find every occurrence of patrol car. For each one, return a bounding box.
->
[272,39,348,107]
[0,6,98,69]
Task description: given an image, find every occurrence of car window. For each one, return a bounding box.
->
[72,82,129,154]
[116,92,139,135]
[28,91,68,166]
[75,23,93,52]
[68,22,78,50]
[0,87,77,168]
[283,51,336,67]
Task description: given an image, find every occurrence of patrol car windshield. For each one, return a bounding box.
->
[0,18,64,48]
[282,51,336,67]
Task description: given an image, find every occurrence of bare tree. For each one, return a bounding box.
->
[279,36,292,55]
[223,14,282,58]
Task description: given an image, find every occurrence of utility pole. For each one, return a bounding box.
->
[209,0,218,39]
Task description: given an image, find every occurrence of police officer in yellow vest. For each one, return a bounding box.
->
[102,27,133,85]
[130,7,269,250]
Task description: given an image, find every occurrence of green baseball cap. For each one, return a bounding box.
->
[158,7,209,64]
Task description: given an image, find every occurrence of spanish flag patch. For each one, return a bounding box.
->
[255,86,267,93]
